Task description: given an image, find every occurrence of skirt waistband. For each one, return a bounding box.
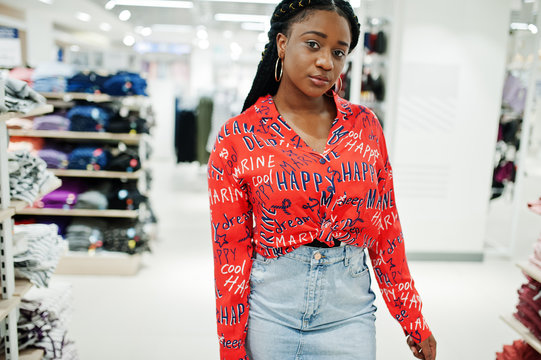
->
[276,244,366,265]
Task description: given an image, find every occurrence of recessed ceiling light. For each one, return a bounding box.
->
[198,39,210,50]
[38,0,53,4]
[119,10,131,21]
[99,22,112,31]
[141,27,152,36]
[76,12,91,22]
[123,35,135,46]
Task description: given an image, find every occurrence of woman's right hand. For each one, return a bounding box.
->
[407,334,436,360]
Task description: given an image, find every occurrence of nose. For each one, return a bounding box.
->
[316,51,333,71]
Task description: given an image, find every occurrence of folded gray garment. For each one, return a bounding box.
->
[5,77,46,104]
[74,191,108,210]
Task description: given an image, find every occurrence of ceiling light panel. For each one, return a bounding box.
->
[105,0,193,8]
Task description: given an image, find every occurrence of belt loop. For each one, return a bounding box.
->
[344,246,350,266]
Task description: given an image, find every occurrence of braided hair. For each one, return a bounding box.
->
[242,0,360,112]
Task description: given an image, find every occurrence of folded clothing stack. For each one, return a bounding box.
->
[74,190,108,210]
[38,148,69,169]
[9,67,34,87]
[496,339,541,360]
[514,276,541,342]
[12,224,65,288]
[8,151,61,205]
[102,71,147,96]
[38,179,86,209]
[106,148,140,172]
[106,113,149,134]
[102,219,151,254]
[68,146,111,170]
[67,105,111,132]
[31,62,76,93]
[1,77,46,114]
[108,181,147,210]
[16,282,78,360]
[65,218,107,251]
[8,136,45,155]
[66,72,108,93]
[33,114,71,131]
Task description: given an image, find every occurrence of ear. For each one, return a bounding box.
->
[276,32,288,59]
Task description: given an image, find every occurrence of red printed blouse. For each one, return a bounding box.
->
[208,93,432,360]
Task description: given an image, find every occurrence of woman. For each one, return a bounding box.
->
[207,0,437,359]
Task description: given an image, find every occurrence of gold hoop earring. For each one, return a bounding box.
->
[275,58,283,82]
[335,76,343,93]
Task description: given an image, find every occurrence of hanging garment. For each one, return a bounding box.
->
[196,96,213,165]
[174,103,197,163]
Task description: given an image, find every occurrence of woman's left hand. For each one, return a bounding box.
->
[407,334,437,360]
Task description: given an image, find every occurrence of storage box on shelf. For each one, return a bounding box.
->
[7,92,153,276]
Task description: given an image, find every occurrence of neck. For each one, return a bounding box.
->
[273,80,331,115]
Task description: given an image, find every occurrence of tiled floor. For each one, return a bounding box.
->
[54,160,527,359]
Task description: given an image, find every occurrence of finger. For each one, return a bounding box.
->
[420,344,433,360]
[409,345,423,359]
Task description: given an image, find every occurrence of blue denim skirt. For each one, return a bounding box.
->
[246,245,377,360]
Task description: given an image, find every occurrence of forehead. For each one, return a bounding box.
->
[289,10,351,44]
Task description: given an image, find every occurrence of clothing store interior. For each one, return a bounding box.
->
[0,0,540,359]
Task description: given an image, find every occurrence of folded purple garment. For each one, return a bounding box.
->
[38,149,69,169]
[33,115,71,131]
[39,180,86,209]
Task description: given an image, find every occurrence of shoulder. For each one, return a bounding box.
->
[210,95,271,152]
[335,95,383,133]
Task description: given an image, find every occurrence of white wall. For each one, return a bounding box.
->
[389,0,511,259]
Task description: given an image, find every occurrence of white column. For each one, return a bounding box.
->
[25,10,55,67]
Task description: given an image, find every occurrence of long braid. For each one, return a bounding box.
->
[242,0,361,112]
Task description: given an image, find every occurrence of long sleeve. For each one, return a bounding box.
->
[208,131,253,360]
[367,120,432,344]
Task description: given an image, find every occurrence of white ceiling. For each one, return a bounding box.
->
[0,0,277,52]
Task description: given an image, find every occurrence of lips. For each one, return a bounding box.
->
[309,75,330,87]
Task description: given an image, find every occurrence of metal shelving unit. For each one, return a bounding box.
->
[0,104,54,360]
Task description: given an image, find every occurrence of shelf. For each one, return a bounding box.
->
[49,169,141,179]
[14,279,33,298]
[501,314,541,353]
[10,200,28,212]
[55,251,142,275]
[39,92,112,103]
[8,129,142,145]
[39,92,146,103]
[0,348,44,360]
[0,105,54,121]
[0,297,21,322]
[15,208,138,218]
[517,262,541,283]
[0,208,14,222]
[19,348,44,360]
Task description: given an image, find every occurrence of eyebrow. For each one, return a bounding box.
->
[301,30,350,48]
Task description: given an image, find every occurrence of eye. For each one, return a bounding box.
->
[307,40,320,49]
[334,49,346,58]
